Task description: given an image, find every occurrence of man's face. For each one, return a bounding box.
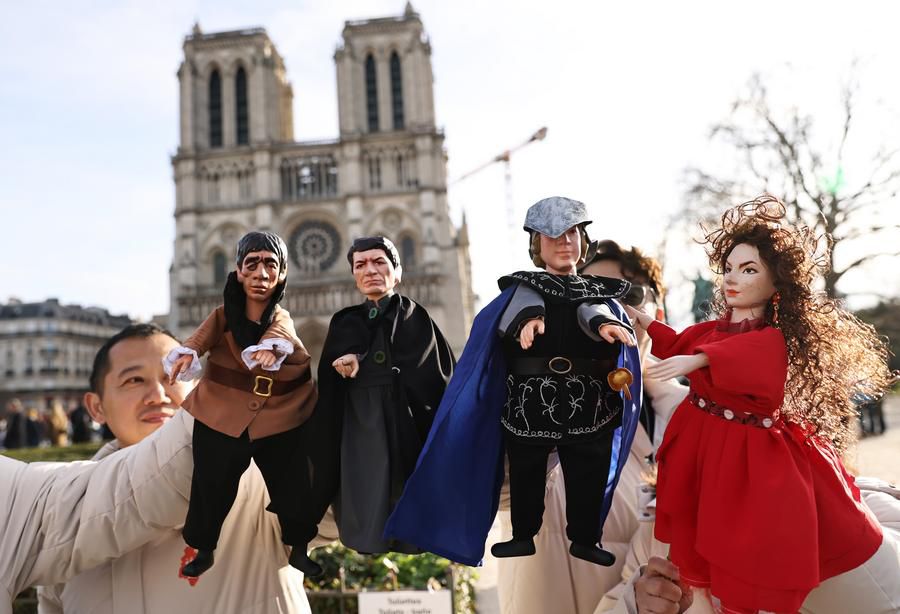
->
[539,226,581,274]
[352,248,399,301]
[85,334,194,447]
[237,250,284,304]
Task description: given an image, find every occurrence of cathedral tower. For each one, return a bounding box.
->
[170,7,474,364]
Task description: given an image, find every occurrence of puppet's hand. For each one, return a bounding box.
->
[518,318,545,350]
[646,354,708,380]
[333,353,360,379]
[598,323,636,346]
[634,556,692,614]
[169,354,193,385]
[623,304,653,329]
[252,349,278,369]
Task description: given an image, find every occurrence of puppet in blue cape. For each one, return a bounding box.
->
[384,196,642,566]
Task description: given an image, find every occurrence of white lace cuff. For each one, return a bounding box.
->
[162,347,202,381]
[241,338,295,371]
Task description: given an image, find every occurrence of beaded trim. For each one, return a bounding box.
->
[689,392,778,429]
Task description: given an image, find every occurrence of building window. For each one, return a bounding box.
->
[209,69,223,148]
[208,172,220,204]
[280,155,338,201]
[400,235,416,269]
[390,52,404,130]
[235,67,249,145]
[367,154,382,190]
[213,251,227,285]
[365,54,378,132]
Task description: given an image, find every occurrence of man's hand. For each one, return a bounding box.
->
[169,354,193,385]
[333,354,360,379]
[598,323,636,346]
[518,318,545,350]
[634,556,692,614]
[645,354,708,380]
[252,349,278,369]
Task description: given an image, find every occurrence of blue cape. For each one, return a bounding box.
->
[383,286,642,566]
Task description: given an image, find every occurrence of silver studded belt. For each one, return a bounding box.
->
[689,392,777,429]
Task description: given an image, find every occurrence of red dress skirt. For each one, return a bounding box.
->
[648,318,882,613]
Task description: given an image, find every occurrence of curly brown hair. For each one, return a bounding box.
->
[702,194,892,452]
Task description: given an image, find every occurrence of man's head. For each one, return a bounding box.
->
[5,398,23,416]
[347,236,402,301]
[235,231,289,304]
[85,323,193,447]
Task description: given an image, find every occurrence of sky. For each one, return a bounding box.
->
[2,0,900,324]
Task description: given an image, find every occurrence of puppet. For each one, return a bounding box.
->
[165,231,321,577]
[305,236,455,555]
[625,195,892,613]
[385,196,643,567]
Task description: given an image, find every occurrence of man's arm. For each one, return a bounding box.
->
[2,411,194,595]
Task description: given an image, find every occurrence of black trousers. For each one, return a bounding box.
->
[183,420,315,551]
[505,434,614,546]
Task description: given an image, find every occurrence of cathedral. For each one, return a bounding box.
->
[168,4,475,364]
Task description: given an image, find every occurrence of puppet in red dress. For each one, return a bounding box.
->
[625,196,892,614]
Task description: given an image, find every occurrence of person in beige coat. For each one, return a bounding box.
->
[599,479,900,614]
[1,395,193,614]
[496,241,687,614]
[37,322,337,614]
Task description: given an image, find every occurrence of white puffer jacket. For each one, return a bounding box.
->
[1,410,194,614]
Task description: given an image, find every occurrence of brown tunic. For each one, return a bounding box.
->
[181,305,317,439]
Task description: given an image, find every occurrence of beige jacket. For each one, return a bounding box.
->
[37,411,341,614]
[599,484,900,614]
[1,411,194,614]
[495,374,688,614]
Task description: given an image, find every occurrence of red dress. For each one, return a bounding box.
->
[648,318,882,614]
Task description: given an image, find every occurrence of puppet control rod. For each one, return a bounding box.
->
[449,126,548,229]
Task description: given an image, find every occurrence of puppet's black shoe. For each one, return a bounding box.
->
[181,549,215,577]
[491,538,536,558]
[569,542,616,567]
[289,547,323,578]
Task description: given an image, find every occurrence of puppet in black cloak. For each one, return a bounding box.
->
[305,236,455,555]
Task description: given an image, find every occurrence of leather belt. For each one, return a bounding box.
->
[205,361,309,398]
[689,392,778,429]
[509,356,617,376]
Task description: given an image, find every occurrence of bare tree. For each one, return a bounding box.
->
[682,72,900,298]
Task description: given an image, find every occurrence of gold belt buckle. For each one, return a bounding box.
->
[548,356,573,375]
[253,375,274,398]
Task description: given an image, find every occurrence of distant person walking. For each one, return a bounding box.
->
[46,401,70,447]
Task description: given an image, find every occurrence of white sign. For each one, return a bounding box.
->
[357,590,452,614]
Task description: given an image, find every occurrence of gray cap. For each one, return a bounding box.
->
[523,196,592,238]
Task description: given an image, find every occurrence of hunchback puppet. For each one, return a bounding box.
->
[384,196,643,567]
[164,231,321,578]
[303,236,455,556]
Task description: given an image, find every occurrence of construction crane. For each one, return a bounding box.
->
[449,126,548,229]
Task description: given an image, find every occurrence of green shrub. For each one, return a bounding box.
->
[2,442,103,463]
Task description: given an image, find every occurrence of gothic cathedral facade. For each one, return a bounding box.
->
[169,6,475,364]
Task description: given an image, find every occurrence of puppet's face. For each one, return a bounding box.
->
[84,333,193,448]
[539,226,581,275]
[352,248,399,301]
[237,250,284,303]
[722,243,776,315]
